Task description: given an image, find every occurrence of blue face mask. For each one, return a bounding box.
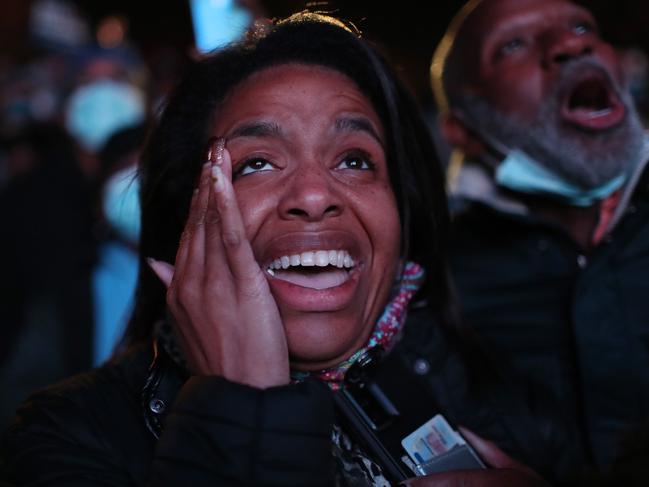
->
[495,149,626,207]
[65,79,145,151]
[102,165,141,245]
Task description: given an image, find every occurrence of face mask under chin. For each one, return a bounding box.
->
[494,148,627,207]
[454,92,646,198]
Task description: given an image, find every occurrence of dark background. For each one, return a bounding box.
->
[3,1,649,102]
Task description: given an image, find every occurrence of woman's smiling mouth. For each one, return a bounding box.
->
[259,232,364,313]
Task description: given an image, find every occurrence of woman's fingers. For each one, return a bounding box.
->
[157,137,288,385]
[146,258,175,287]
[459,427,524,470]
[458,427,545,482]
[202,138,229,283]
[174,160,212,277]
[206,140,263,285]
[148,160,212,292]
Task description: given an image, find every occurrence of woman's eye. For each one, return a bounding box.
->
[336,153,375,171]
[236,158,275,177]
[499,38,524,57]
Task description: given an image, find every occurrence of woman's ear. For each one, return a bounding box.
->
[440,112,486,158]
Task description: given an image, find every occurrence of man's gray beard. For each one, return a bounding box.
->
[454,63,646,190]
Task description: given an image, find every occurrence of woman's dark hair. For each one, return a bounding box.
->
[124,12,454,344]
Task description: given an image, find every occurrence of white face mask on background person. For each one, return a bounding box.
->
[495,148,627,206]
[65,79,146,152]
[452,76,646,198]
[102,164,141,245]
[453,106,639,206]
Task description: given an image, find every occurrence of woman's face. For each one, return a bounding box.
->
[212,64,401,371]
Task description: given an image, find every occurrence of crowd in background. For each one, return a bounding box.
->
[0,0,188,431]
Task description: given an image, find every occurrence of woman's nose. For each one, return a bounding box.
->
[543,29,594,67]
[278,167,343,222]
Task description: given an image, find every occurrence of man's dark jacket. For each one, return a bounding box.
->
[448,159,649,474]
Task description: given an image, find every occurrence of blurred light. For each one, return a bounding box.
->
[190,0,252,53]
[65,79,146,151]
[29,0,89,50]
[97,16,127,49]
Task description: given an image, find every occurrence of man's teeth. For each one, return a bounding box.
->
[268,250,354,270]
[587,108,612,119]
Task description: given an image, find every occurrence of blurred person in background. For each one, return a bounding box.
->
[0,123,95,432]
[0,1,150,431]
[63,43,148,179]
[92,123,147,366]
[433,0,649,484]
[619,46,649,123]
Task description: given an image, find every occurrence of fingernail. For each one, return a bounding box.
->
[215,137,225,165]
[205,136,218,164]
[146,257,174,287]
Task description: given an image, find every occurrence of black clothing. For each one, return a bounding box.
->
[449,163,649,472]
[0,124,95,432]
[2,308,568,486]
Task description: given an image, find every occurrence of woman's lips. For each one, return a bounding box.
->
[266,266,361,312]
[560,75,626,131]
[258,231,364,312]
[271,267,350,290]
[267,249,354,290]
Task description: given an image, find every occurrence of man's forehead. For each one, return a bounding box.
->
[465,0,590,40]
[435,0,598,108]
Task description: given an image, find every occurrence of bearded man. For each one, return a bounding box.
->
[433,0,649,481]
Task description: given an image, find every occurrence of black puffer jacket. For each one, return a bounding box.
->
[448,158,649,475]
[1,308,568,486]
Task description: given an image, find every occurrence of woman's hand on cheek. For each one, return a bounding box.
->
[148,138,289,389]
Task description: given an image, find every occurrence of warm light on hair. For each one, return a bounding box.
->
[430,0,484,189]
[277,11,359,36]
[430,0,483,116]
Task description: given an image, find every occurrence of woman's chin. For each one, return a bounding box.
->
[284,314,370,372]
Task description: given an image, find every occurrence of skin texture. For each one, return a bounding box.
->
[150,64,400,386]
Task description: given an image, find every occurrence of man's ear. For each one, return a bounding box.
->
[440,112,486,157]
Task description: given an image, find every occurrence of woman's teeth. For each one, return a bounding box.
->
[267,250,354,271]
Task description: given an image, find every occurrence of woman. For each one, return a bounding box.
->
[2,13,551,487]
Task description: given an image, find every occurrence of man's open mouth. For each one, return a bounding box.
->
[560,72,626,131]
[266,250,354,290]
